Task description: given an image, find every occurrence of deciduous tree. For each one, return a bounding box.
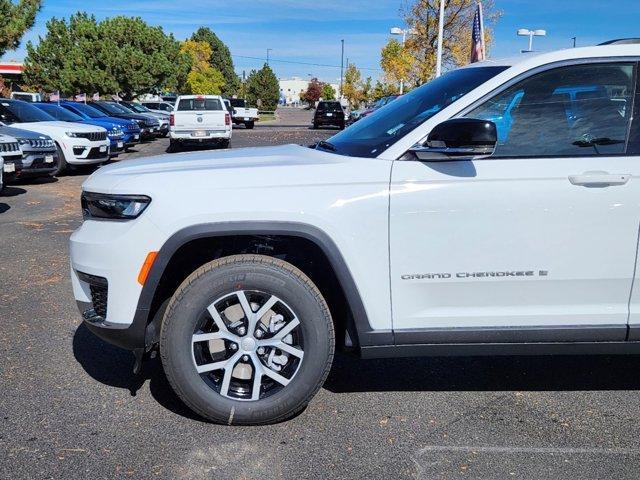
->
[342,63,364,108]
[180,40,225,94]
[302,77,323,105]
[321,83,336,100]
[380,38,415,89]
[191,27,240,95]
[400,0,500,84]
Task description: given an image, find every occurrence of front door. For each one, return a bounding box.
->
[389,60,640,343]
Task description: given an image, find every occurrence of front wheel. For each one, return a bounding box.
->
[160,255,335,425]
[51,143,68,176]
[245,121,255,129]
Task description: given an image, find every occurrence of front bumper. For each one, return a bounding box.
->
[70,216,165,349]
[61,139,110,165]
[122,131,141,147]
[109,137,125,156]
[2,154,23,181]
[18,148,58,177]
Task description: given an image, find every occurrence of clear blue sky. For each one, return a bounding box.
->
[2,0,640,83]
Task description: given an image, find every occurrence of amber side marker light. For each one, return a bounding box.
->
[138,251,158,285]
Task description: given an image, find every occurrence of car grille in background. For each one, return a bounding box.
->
[0,142,20,153]
[74,131,108,141]
[26,139,54,148]
[124,123,139,131]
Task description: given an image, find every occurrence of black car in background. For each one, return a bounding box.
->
[313,101,346,130]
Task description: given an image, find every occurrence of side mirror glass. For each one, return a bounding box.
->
[410,118,497,161]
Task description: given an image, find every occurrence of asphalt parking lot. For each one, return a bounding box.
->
[3,107,640,479]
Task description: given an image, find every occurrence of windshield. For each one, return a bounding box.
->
[126,103,149,113]
[0,100,55,123]
[68,102,106,118]
[34,103,83,122]
[326,66,508,157]
[97,102,129,114]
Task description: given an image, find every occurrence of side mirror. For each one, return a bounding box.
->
[410,118,497,161]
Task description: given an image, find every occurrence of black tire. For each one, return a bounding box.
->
[160,254,335,425]
[168,139,180,153]
[51,143,67,176]
[245,121,255,129]
[219,139,230,149]
[312,122,319,129]
[340,121,346,130]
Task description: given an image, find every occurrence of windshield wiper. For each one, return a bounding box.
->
[316,140,336,152]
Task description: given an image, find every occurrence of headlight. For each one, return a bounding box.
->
[81,192,151,220]
[66,131,79,138]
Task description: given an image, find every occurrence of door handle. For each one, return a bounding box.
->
[568,171,630,186]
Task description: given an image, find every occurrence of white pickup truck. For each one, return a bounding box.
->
[229,98,259,129]
[72,42,640,425]
[169,95,232,151]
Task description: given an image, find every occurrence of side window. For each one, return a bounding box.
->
[465,62,635,157]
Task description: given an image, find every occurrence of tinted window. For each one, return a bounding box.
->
[177,98,222,111]
[326,66,507,157]
[34,103,83,122]
[230,99,246,108]
[466,63,635,157]
[318,102,342,111]
[0,100,55,123]
[93,102,124,114]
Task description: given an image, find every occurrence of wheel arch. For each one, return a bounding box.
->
[136,222,387,351]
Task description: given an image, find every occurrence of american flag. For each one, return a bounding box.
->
[49,91,60,102]
[92,92,100,101]
[470,2,486,63]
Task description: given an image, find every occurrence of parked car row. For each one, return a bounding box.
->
[0,98,168,190]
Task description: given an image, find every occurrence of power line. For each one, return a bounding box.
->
[231,54,381,72]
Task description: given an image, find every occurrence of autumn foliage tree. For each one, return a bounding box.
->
[302,77,323,106]
[380,0,500,87]
[180,40,225,94]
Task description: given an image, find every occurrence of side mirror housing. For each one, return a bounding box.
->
[410,118,497,161]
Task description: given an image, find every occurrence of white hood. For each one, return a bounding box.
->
[11,121,106,134]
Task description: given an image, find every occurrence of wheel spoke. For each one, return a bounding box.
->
[196,359,227,374]
[255,295,278,322]
[262,365,291,386]
[274,341,304,359]
[219,352,242,396]
[193,331,238,343]
[236,291,254,319]
[207,304,230,333]
[250,356,264,401]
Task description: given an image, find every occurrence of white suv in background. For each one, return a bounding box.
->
[72,42,640,425]
[169,95,232,151]
[0,99,109,174]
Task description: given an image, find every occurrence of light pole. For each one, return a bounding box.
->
[517,28,546,53]
[435,0,445,77]
[340,39,344,100]
[266,48,272,65]
[390,27,416,94]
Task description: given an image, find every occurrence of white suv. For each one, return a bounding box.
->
[71,43,640,424]
[0,99,110,174]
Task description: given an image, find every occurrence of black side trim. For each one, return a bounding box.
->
[361,341,640,359]
[393,325,626,345]
[103,221,382,351]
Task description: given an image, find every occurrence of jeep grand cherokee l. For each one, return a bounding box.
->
[72,43,640,425]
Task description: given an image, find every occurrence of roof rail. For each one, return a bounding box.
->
[599,38,640,45]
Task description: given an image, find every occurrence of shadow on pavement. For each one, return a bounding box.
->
[74,319,640,422]
[0,203,9,213]
[72,323,205,422]
[0,185,26,197]
[324,351,640,393]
